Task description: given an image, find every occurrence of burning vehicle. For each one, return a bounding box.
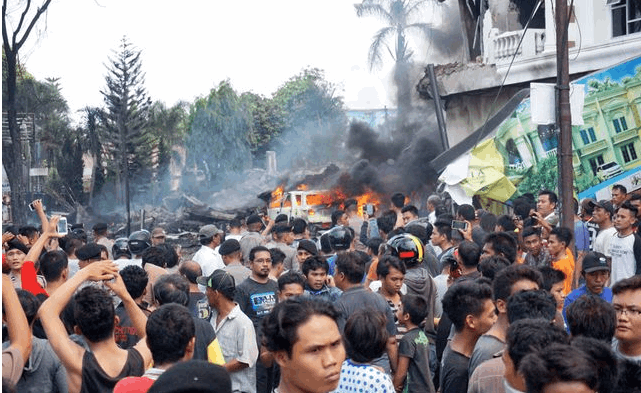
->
[266,183,383,229]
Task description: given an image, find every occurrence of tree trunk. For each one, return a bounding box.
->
[2,48,28,224]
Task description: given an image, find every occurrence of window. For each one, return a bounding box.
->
[621,143,638,163]
[589,155,605,175]
[612,0,641,37]
[579,127,597,145]
[613,117,629,133]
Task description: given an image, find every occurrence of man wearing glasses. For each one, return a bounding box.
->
[612,275,641,363]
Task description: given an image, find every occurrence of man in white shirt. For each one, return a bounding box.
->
[193,225,224,278]
[591,200,617,259]
[609,202,641,285]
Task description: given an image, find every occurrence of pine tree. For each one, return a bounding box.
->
[100,37,151,234]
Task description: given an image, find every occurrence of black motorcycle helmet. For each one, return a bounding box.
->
[327,225,353,252]
[112,237,132,259]
[128,230,151,256]
[386,233,424,267]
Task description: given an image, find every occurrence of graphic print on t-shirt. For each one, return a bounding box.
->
[250,292,276,316]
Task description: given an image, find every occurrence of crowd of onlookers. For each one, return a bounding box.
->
[2,188,641,393]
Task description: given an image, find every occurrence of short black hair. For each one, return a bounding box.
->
[629,193,641,202]
[391,193,405,208]
[521,226,541,239]
[457,204,475,221]
[63,237,84,257]
[366,237,384,255]
[479,213,497,233]
[484,232,518,263]
[433,220,452,242]
[493,264,543,301]
[520,344,601,393]
[401,205,419,217]
[249,246,271,262]
[277,271,306,292]
[612,274,641,295]
[302,255,329,276]
[507,319,569,372]
[16,289,41,326]
[566,295,616,342]
[612,184,627,194]
[156,244,180,269]
[335,252,366,284]
[142,246,168,268]
[120,265,149,299]
[442,280,493,332]
[537,266,566,291]
[19,225,38,239]
[401,294,427,325]
[38,250,68,282]
[538,190,558,205]
[496,215,516,231]
[549,226,573,247]
[178,261,202,285]
[376,255,406,278]
[146,304,195,366]
[506,289,557,323]
[153,274,190,307]
[376,214,396,235]
[457,240,480,268]
[74,286,116,343]
[344,310,388,363]
[270,248,286,267]
[331,210,345,227]
[291,218,307,235]
[617,200,638,218]
[262,297,341,357]
[477,255,510,280]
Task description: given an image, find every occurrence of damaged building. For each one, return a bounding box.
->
[419,0,641,156]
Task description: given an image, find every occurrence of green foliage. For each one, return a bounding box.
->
[517,156,558,195]
[100,37,152,186]
[186,80,253,184]
[146,101,189,179]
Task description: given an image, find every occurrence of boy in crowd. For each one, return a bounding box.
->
[564,251,612,319]
[375,255,406,338]
[547,227,575,294]
[440,280,497,393]
[521,226,551,267]
[302,255,342,302]
[394,294,436,393]
[610,202,641,284]
[276,271,305,301]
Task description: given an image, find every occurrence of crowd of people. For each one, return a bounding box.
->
[2,188,641,393]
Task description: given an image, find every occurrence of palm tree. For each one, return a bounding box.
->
[355,0,438,114]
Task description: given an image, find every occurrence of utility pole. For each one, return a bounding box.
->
[556,0,573,231]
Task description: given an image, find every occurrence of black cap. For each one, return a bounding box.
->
[297,239,318,256]
[5,238,29,255]
[92,222,108,231]
[219,239,241,256]
[590,200,614,217]
[196,269,236,292]
[76,243,103,261]
[582,251,610,273]
[147,359,232,393]
[246,214,262,225]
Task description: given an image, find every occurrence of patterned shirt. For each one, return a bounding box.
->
[332,359,395,393]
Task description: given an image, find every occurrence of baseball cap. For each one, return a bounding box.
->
[590,200,614,217]
[219,239,241,256]
[147,359,231,393]
[199,224,223,239]
[582,251,610,273]
[76,243,103,261]
[5,238,29,255]
[246,214,262,226]
[196,269,236,292]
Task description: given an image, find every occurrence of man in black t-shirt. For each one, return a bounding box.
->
[234,246,278,393]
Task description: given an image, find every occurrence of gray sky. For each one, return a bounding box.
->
[12,0,459,122]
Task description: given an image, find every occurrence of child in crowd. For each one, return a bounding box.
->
[393,294,436,393]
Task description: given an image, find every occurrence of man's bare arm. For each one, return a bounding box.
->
[2,274,32,365]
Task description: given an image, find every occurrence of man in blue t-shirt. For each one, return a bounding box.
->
[563,251,612,323]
